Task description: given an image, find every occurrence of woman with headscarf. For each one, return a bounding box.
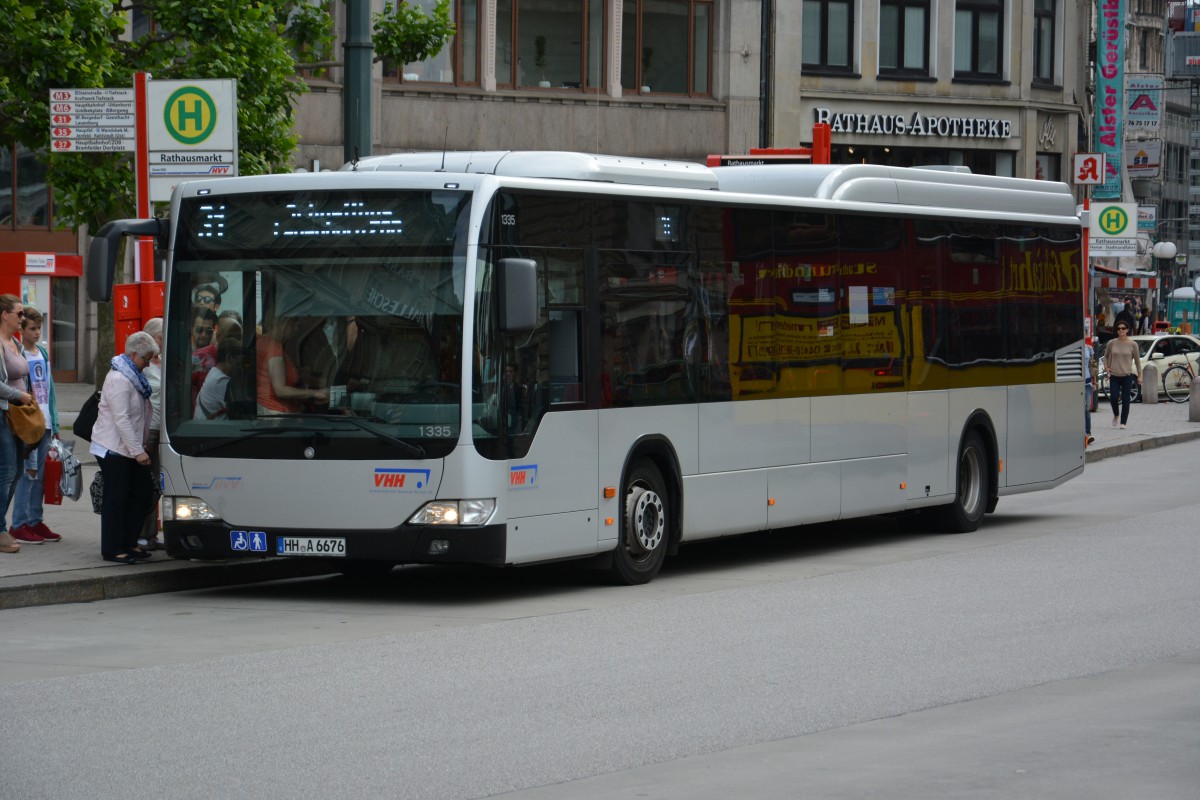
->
[90,331,160,564]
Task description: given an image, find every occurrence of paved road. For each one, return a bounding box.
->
[2,383,1199,610]
[2,444,1197,799]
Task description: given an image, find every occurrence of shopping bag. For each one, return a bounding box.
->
[56,439,83,502]
[43,444,63,505]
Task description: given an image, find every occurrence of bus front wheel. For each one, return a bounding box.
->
[610,460,669,585]
[933,431,989,533]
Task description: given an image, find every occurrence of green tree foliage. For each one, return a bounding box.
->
[0,1,456,231]
[0,0,303,231]
[373,0,455,66]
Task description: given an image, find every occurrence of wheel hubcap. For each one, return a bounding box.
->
[626,485,665,556]
[960,448,982,516]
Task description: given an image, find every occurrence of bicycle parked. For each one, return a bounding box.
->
[1162,359,1195,403]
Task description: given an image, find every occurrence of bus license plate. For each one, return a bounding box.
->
[276,537,346,557]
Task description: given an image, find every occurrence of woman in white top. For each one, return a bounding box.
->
[91,332,159,564]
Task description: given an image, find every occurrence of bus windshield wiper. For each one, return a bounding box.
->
[194,415,426,458]
[316,414,426,457]
[193,425,313,455]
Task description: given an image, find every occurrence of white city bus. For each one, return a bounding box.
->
[87,154,1085,584]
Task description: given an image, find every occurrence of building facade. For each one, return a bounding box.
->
[3,0,1094,380]
[776,0,1087,178]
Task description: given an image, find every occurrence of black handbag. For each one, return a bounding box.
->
[72,390,101,442]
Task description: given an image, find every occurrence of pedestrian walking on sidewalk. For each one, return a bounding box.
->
[0,295,36,553]
[1085,338,1095,447]
[1104,321,1142,429]
[11,308,62,544]
[91,332,159,565]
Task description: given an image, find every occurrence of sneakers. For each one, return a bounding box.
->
[0,531,18,553]
[1120,424,1127,429]
[1112,416,1119,427]
[1086,435,1095,447]
[10,524,45,544]
[32,522,61,542]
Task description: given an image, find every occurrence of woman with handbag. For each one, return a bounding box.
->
[0,294,36,553]
[90,331,159,564]
[11,308,62,543]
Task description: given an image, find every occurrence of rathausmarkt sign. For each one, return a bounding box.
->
[813,107,1012,139]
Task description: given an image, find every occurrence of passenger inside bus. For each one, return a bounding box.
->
[192,313,241,411]
[256,314,329,414]
[194,338,242,420]
[286,316,338,394]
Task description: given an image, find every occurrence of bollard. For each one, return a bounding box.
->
[1191,379,1200,422]
[1141,363,1158,404]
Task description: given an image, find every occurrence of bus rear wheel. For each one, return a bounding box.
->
[932,431,989,533]
[610,460,669,585]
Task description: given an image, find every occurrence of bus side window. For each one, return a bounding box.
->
[547,309,583,404]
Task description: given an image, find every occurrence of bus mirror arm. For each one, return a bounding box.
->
[498,258,538,333]
[86,218,167,302]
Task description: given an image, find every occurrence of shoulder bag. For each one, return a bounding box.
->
[6,376,45,446]
[72,390,101,442]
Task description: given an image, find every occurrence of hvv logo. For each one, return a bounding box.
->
[371,468,432,493]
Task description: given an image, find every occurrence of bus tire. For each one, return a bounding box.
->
[932,430,989,533]
[610,459,669,585]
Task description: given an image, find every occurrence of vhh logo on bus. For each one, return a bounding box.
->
[163,86,218,146]
[372,468,432,492]
[510,464,538,489]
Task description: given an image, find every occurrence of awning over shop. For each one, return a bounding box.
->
[1096,275,1157,289]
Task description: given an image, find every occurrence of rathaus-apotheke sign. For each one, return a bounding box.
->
[814,107,1013,139]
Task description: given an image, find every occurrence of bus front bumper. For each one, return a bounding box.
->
[163,521,508,566]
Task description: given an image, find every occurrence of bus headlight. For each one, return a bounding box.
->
[164,496,219,522]
[408,499,495,526]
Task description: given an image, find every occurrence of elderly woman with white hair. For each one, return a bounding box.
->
[91,331,160,564]
[138,317,164,550]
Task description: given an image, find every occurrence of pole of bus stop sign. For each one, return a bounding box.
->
[134,72,154,282]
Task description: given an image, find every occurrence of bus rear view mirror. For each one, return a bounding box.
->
[86,218,164,302]
[498,258,537,332]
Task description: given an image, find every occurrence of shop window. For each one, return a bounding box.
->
[51,278,78,372]
[1035,153,1060,181]
[0,145,53,230]
[621,0,713,95]
[382,0,479,85]
[802,0,853,73]
[879,0,929,76]
[496,0,606,90]
[1033,0,1056,84]
[954,0,1003,80]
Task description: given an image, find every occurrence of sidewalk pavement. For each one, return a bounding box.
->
[1,383,1198,610]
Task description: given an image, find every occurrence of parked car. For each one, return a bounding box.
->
[1131,334,1200,379]
[1097,334,1200,403]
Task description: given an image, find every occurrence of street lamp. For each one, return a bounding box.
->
[1152,240,1177,327]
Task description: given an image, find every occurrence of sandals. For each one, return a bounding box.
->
[128,549,153,561]
[103,553,141,565]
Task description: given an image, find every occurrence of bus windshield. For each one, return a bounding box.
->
[164,188,472,460]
